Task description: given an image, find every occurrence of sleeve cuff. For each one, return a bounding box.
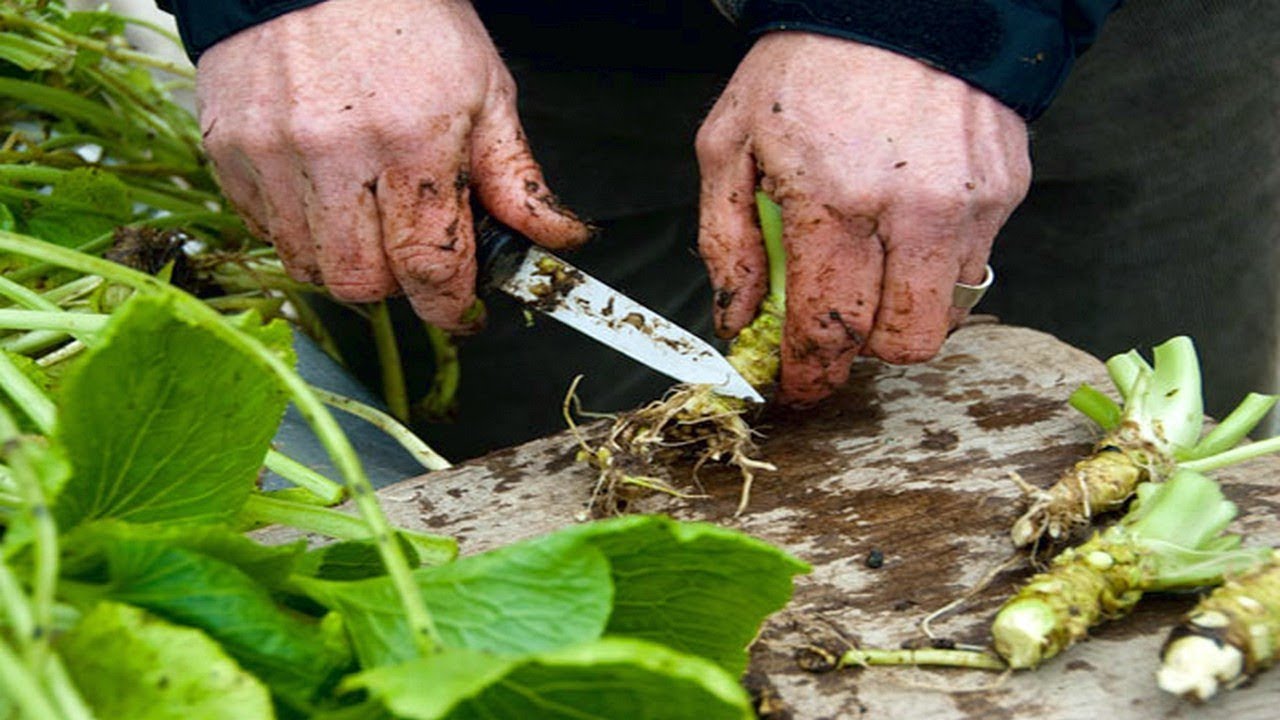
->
[164,0,329,63]
[738,0,1109,120]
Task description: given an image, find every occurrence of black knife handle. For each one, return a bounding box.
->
[471,210,529,288]
[474,212,532,290]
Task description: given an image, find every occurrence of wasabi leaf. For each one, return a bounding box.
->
[53,294,289,527]
[348,638,754,720]
[62,520,306,591]
[559,515,809,674]
[24,168,132,247]
[298,531,613,668]
[57,601,275,720]
[98,538,349,711]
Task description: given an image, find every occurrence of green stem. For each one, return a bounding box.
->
[263,449,345,505]
[1181,435,1280,474]
[0,309,108,335]
[0,349,55,432]
[313,386,451,472]
[0,555,34,645]
[241,493,456,566]
[1185,393,1279,461]
[0,274,61,312]
[283,290,347,364]
[839,647,1006,671]
[0,638,65,720]
[755,190,786,303]
[41,654,94,720]
[0,229,442,656]
[415,322,460,422]
[1068,383,1122,431]
[0,163,212,216]
[0,10,195,79]
[2,329,73,355]
[4,439,61,669]
[369,301,410,422]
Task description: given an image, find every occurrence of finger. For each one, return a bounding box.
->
[695,132,767,339]
[864,209,964,363]
[253,152,321,284]
[947,201,1011,329]
[470,83,591,250]
[777,197,884,405]
[207,149,270,240]
[300,156,397,303]
[377,154,481,332]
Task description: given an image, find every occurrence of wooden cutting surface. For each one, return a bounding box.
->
[261,322,1280,719]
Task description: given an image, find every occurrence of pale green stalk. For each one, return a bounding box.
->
[369,301,410,422]
[312,386,451,472]
[263,450,345,505]
[0,348,55,432]
[0,8,195,78]
[1184,393,1279,461]
[0,638,65,720]
[839,647,1005,671]
[0,309,108,335]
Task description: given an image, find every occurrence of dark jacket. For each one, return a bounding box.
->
[156,0,1122,120]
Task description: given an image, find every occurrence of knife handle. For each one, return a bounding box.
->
[474,212,532,289]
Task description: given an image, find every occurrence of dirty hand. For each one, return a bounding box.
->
[697,33,1031,404]
[196,0,589,331]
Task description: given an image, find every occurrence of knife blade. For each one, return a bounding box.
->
[475,215,763,403]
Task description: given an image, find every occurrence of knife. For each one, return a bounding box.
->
[474,215,763,403]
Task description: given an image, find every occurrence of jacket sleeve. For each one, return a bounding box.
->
[713,0,1124,120]
[155,0,328,63]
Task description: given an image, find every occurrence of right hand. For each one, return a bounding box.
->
[196,0,591,331]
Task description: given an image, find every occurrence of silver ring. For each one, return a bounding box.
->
[952,264,994,309]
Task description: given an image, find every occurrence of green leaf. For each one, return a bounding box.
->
[298,531,614,668]
[294,535,421,582]
[57,601,275,720]
[228,309,297,369]
[347,638,754,720]
[558,515,809,674]
[97,538,349,711]
[53,294,289,527]
[24,168,133,247]
[61,520,306,591]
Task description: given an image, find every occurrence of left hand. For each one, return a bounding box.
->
[696,33,1031,404]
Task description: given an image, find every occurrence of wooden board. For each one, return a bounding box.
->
[260,323,1280,719]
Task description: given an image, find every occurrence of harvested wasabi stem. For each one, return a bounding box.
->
[581,191,785,516]
[995,470,1268,669]
[1012,336,1280,548]
[838,647,1006,671]
[368,301,410,423]
[1158,549,1280,701]
[414,322,461,423]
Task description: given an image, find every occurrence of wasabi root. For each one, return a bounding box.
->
[576,192,784,516]
[995,470,1266,669]
[1013,336,1280,548]
[1158,549,1280,701]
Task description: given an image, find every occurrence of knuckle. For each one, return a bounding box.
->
[326,276,396,303]
[285,115,346,155]
[694,120,738,164]
[387,244,466,286]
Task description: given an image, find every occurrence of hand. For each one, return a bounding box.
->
[696,33,1031,403]
[196,0,590,331]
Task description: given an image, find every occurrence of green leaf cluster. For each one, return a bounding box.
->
[0,269,807,719]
